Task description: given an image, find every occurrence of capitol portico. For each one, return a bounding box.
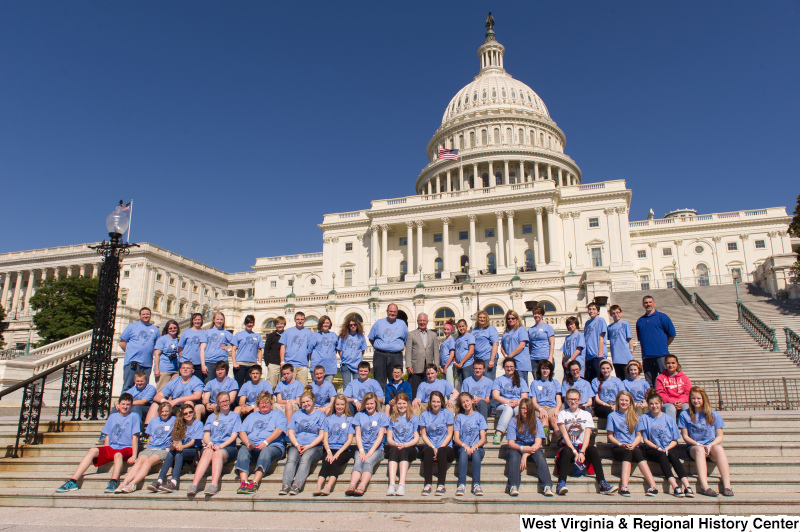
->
[0,21,796,351]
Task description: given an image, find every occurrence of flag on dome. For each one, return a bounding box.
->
[438,148,459,161]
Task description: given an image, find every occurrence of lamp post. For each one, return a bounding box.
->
[733,270,741,303]
[81,201,137,420]
[672,259,677,288]
[568,252,574,275]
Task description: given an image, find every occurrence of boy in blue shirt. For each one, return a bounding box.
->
[343,361,383,415]
[122,371,156,437]
[201,361,239,418]
[607,305,635,379]
[275,363,305,416]
[279,312,314,385]
[460,359,493,420]
[148,361,204,424]
[57,393,140,494]
[384,365,413,416]
[236,365,274,417]
[583,303,607,383]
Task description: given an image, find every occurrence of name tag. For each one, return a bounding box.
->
[164,426,170,431]
[341,422,347,429]
[537,386,543,391]
[371,420,377,427]
[213,421,219,426]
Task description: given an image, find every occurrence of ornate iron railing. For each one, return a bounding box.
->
[786,327,800,365]
[0,348,25,360]
[693,292,719,321]
[737,301,779,352]
[693,378,800,411]
[675,279,695,305]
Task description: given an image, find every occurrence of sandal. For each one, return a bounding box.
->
[345,488,357,496]
[353,488,365,497]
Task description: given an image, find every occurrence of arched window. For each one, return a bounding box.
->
[459,135,464,149]
[433,307,456,338]
[540,132,544,146]
[487,253,496,274]
[524,249,535,271]
[262,319,277,335]
[460,255,469,273]
[483,304,504,327]
[434,258,443,279]
[509,171,516,184]
[305,316,319,329]
[506,128,511,144]
[541,301,557,313]
[481,129,487,144]
[495,172,503,186]
[343,313,363,324]
[697,263,710,286]
[469,131,475,147]
[400,260,408,281]
[493,129,500,144]
[518,128,524,145]
[482,173,489,188]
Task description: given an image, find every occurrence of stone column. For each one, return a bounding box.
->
[547,165,552,181]
[11,271,23,311]
[506,210,516,268]
[495,211,506,267]
[416,221,424,273]
[24,270,36,309]
[740,234,750,278]
[546,206,561,266]
[406,221,414,275]
[535,208,546,268]
[458,167,463,190]
[604,208,618,265]
[571,213,583,267]
[94,263,101,277]
[441,217,451,274]
[147,267,156,310]
[557,167,563,186]
[488,160,494,186]
[471,163,478,189]
[534,162,539,181]
[370,225,379,278]
[616,207,632,263]
[446,170,451,192]
[1,273,10,309]
[381,224,389,276]
[504,160,509,185]
[520,161,525,183]
[468,214,477,272]
[435,175,441,194]
[426,180,431,195]
[560,213,573,270]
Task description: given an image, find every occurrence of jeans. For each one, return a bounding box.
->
[517,371,530,384]
[204,361,225,383]
[158,447,199,482]
[373,350,403,393]
[131,405,149,433]
[282,445,324,489]
[457,446,485,486]
[480,362,497,381]
[340,367,357,392]
[444,365,455,387]
[235,444,284,475]
[662,402,689,421]
[642,356,666,387]
[495,404,519,434]
[324,375,334,383]
[506,448,552,489]
[233,364,261,388]
[457,364,474,386]
[122,363,152,392]
[475,399,491,420]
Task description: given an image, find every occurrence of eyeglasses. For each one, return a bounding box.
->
[507,317,517,321]
[566,398,580,403]
[218,400,230,405]
[503,365,515,370]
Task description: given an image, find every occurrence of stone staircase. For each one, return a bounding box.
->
[0,410,798,514]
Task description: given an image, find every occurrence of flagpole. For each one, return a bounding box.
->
[126,200,133,244]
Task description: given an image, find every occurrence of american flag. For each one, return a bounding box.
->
[121,202,131,211]
[438,148,459,161]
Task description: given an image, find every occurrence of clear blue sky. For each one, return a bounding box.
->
[2,1,798,272]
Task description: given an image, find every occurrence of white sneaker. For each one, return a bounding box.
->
[543,486,554,497]
[455,484,466,496]
[386,484,396,496]
[509,485,519,497]
[396,484,406,496]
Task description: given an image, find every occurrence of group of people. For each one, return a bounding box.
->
[55,295,733,499]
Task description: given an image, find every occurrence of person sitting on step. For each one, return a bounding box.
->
[115,401,175,493]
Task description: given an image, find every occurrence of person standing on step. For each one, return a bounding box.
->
[308,315,339,383]
[368,303,409,393]
[527,306,555,382]
[202,312,234,383]
[405,313,439,398]
[263,316,286,389]
[453,319,476,386]
[438,320,456,386]
[607,305,635,379]
[153,319,181,391]
[280,311,314,385]
[231,315,264,388]
[561,317,586,376]
[118,307,160,392]
[583,302,607,383]
[337,315,367,392]
[178,313,207,379]
[636,295,676,386]
[501,310,530,382]
[472,311,500,380]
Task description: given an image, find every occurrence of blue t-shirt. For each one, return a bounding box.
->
[311,380,337,408]
[454,333,475,364]
[636,311,676,359]
[501,327,530,372]
[368,318,408,352]
[182,419,204,447]
[309,331,340,376]
[337,333,367,373]
[203,376,239,404]
[343,378,382,402]
[238,380,274,406]
[583,316,608,360]
[606,410,636,446]
[274,379,304,401]
[492,374,530,401]
[439,336,455,367]
[591,376,624,405]
[352,411,389,451]
[161,375,204,402]
[146,416,176,450]
[528,323,555,361]
[204,410,242,446]
[507,416,545,446]
[280,327,313,368]
[419,409,454,448]
[454,412,488,447]
[241,409,287,447]
[124,384,156,404]
[561,378,594,403]
[531,378,561,408]
[385,380,413,404]
[624,378,650,403]
[607,321,633,365]
[101,411,141,450]
[155,334,180,373]
[288,409,326,447]
[678,410,725,446]
[388,415,420,444]
[324,414,355,450]
[416,379,455,404]
[178,329,207,365]
[461,376,493,400]
[561,332,586,372]
[636,412,680,449]
[472,325,499,362]
[233,330,264,365]
[119,321,160,366]
[205,327,234,364]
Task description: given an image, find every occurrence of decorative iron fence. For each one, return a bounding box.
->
[786,327,800,365]
[694,292,719,321]
[693,378,800,411]
[737,301,779,352]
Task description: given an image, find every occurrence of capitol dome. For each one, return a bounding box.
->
[441,71,550,125]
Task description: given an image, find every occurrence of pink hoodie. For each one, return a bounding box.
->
[655,371,691,404]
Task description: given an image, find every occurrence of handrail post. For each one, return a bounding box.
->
[772,327,780,352]
[715,379,723,410]
[782,378,790,410]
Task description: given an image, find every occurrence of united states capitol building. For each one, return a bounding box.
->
[1,21,796,349]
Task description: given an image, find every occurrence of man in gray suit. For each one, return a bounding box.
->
[405,313,440,397]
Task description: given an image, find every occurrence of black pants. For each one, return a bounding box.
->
[388,446,418,463]
[558,445,605,482]
[317,448,354,480]
[614,364,627,379]
[645,447,687,480]
[234,364,260,388]
[373,350,403,393]
[421,445,455,486]
[594,404,614,420]
[409,373,425,398]
[612,446,646,463]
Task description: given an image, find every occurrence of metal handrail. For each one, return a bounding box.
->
[693,292,720,321]
[786,327,800,364]
[737,301,779,352]
[693,378,800,411]
[0,349,25,360]
[675,279,695,305]
[0,349,93,400]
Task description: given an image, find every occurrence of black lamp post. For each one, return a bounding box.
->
[80,202,138,420]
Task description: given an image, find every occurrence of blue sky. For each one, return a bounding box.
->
[1,1,798,272]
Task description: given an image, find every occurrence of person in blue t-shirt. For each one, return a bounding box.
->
[345,392,389,496]
[121,371,156,435]
[438,321,456,386]
[275,364,305,416]
[309,315,339,382]
[152,319,181,391]
[453,392,489,496]
[202,312,235,384]
[583,303,608,383]
[384,365,413,416]
[636,295,677,386]
[530,360,562,442]
[472,311,499,380]
[281,387,326,495]
[178,313,207,379]
[150,403,203,493]
[591,360,624,421]
[231,314,264,388]
[115,402,175,493]
[343,361,383,415]
[607,305,635,379]
[492,358,530,444]
[678,387,733,497]
[419,391,455,496]
[201,361,239,418]
[460,359,493,420]
[385,392,420,496]
[561,360,594,411]
[235,365,274,417]
[118,307,160,392]
[280,312,314,385]
[148,361,204,424]
[504,397,553,497]
[605,391,658,497]
[528,305,555,370]
[57,393,139,494]
[337,315,367,391]
[561,317,586,376]
[187,391,242,497]
[313,394,355,496]
[623,360,650,414]
[501,310,530,382]
[636,390,692,497]
[311,365,337,415]
[412,364,458,414]
[453,319,476,385]
[367,304,409,392]
[234,391,287,494]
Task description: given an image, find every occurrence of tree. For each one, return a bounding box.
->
[0,304,6,350]
[29,276,99,346]
[790,194,800,279]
